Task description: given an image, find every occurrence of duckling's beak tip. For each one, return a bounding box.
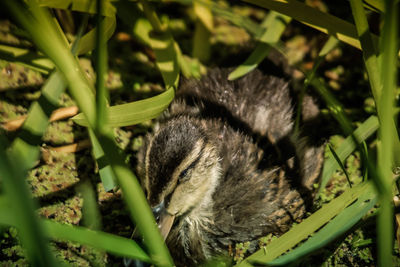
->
[159,212,175,241]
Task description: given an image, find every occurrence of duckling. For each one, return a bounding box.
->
[136,68,324,266]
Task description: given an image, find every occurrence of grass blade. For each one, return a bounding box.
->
[236,181,374,266]
[0,135,58,266]
[192,0,212,62]
[95,132,174,266]
[88,129,117,191]
[243,0,379,50]
[228,11,291,80]
[265,186,377,265]
[349,0,381,102]
[94,0,109,132]
[0,44,54,74]
[376,1,399,266]
[5,1,97,127]
[328,144,353,188]
[72,88,175,127]
[38,0,117,55]
[319,116,379,192]
[364,0,385,12]
[0,199,150,262]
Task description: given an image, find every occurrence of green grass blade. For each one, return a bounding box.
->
[363,0,385,12]
[77,5,105,218]
[6,1,97,127]
[38,0,116,16]
[95,132,174,266]
[119,0,180,89]
[310,78,354,135]
[38,0,117,55]
[94,0,109,132]
[148,30,180,90]
[170,0,265,39]
[204,0,264,38]
[309,76,370,183]
[0,136,58,266]
[0,8,91,264]
[319,116,379,192]
[228,11,291,80]
[192,0,212,62]
[376,1,398,266]
[243,0,379,50]
[140,0,180,89]
[0,44,54,74]
[328,144,353,188]
[349,0,381,105]
[79,16,116,55]
[236,181,374,266]
[88,129,116,191]
[76,178,102,230]
[43,220,151,262]
[8,12,87,171]
[73,87,175,127]
[0,199,150,262]
[9,71,66,170]
[265,186,377,265]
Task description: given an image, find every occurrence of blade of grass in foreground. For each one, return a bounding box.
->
[88,128,116,191]
[264,185,377,265]
[319,116,379,193]
[349,0,381,102]
[38,0,117,55]
[140,0,180,89]
[243,0,379,50]
[236,181,374,266]
[94,0,109,133]
[228,11,291,80]
[171,0,265,39]
[9,71,66,170]
[192,0,212,62]
[376,1,398,266]
[89,0,116,192]
[72,88,175,127]
[329,144,353,188]
[0,44,54,74]
[8,8,87,172]
[0,135,58,266]
[94,132,174,266]
[0,199,151,262]
[5,0,97,127]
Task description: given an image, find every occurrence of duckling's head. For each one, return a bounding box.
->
[138,117,221,238]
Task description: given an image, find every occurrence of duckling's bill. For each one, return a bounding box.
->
[158,210,175,240]
[152,201,175,240]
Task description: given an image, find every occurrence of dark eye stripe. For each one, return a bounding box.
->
[179,151,202,181]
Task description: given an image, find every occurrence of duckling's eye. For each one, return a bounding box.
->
[178,157,200,182]
[178,166,191,182]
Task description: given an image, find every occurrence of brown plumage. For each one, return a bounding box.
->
[136,68,324,266]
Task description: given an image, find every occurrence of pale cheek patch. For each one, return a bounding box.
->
[166,148,220,216]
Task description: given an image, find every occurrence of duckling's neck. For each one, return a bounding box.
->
[178,160,222,258]
[194,159,221,214]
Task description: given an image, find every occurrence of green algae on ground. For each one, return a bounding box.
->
[28,150,79,198]
[0,60,44,91]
